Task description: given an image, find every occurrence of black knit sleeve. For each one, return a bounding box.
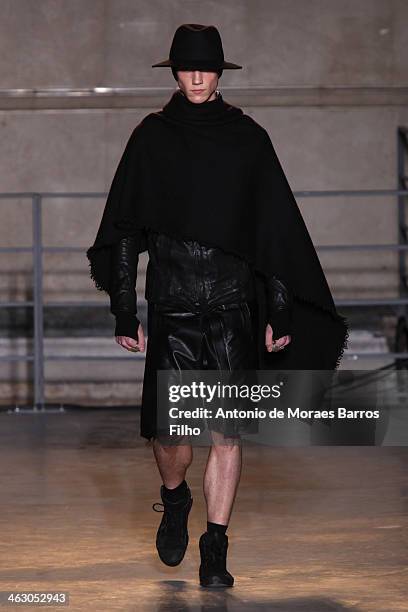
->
[265,275,293,339]
[109,232,142,340]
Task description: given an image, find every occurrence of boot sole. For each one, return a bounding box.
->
[199,577,234,588]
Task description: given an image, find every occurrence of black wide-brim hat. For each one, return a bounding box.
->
[152,23,242,71]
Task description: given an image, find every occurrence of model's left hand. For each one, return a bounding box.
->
[265,323,291,352]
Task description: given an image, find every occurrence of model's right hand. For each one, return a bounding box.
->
[115,323,145,353]
[265,323,291,352]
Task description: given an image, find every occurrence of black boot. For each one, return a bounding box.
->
[199,530,234,587]
[152,484,193,566]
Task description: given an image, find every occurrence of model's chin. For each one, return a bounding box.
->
[188,91,206,102]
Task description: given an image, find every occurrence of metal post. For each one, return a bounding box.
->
[395,129,408,365]
[32,193,45,410]
[397,127,408,299]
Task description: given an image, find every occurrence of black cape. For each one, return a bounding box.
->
[86,89,349,371]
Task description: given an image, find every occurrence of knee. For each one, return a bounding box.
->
[153,438,193,465]
[210,433,242,453]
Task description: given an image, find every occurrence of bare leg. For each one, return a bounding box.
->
[203,431,242,525]
[152,438,193,488]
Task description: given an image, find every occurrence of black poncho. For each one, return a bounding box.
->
[86,89,349,370]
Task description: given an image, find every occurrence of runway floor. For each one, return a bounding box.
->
[0,408,407,611]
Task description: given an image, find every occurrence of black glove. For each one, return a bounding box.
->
[109,234,141,340]
[265,275,293,339]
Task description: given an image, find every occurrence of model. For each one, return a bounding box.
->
[86,23,349,588]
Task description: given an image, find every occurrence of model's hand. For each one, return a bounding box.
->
[115,323,145,353]
[265,323,291,352]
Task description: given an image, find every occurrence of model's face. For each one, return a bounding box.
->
[176,70,219,103]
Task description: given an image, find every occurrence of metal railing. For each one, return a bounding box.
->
[1,127,408,409]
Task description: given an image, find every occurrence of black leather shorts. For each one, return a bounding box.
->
[140,300,259,441]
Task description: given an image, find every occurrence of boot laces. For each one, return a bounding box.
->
[152,500,187,535]
[152,502,164,512]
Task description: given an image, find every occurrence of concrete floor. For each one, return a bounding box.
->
[0,409,407,611]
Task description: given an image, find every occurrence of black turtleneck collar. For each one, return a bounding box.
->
[161,89,243,125]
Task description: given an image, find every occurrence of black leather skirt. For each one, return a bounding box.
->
[140,300,259,441]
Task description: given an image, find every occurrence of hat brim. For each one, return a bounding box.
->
[151,59,242,69]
